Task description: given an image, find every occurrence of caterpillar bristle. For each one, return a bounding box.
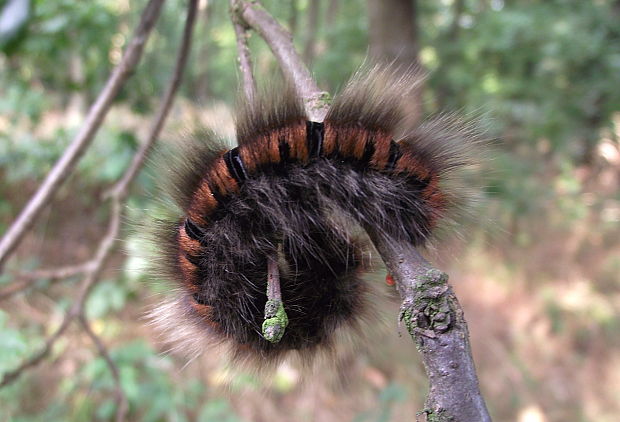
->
[234,81,306,147]
[325,64,425,133]
[159,128,229,214]
[145,65,484,367]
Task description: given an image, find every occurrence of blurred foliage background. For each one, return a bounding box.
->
[1,0,619,421]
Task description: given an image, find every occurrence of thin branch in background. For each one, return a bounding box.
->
[230,0,257,103]
[109,0,199,200]
[302,0,321,65]
[0,0,166,271]
[1,197,121,389]
[230,2,491,420]
[325,0,339,26]
[0,310,73,388]
[79,314,128,422]
[194,1,215,101]
[288,0,298,35]
[448,0,465,40]
[0,2,200,418]
[0,261,95,301]
[233,0,330,122]
[0,199,117,387]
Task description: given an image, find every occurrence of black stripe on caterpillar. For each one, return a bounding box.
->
[147,66,484,366]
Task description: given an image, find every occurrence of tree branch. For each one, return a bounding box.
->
[108,0,199,200]
[229,2,492,420]
[0,197,122,389]
[230,0,256,103]
[262,251,288,343]
[232,0,330,121]
[0,261,95,301]
[79,314,128,422]
[367,228,491,422]
[0,307,73,388]
[0,2,200,414]
[0,0,166,271]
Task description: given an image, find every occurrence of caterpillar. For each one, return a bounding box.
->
[148,67,482,366]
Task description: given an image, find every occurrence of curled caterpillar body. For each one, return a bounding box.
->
[149,67,482,365]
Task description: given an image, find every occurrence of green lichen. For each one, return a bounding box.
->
[262,299,289,343]
[400,269,453,342]
[420,408,454,422]
[311,91,332,110]
[400,305,416,337]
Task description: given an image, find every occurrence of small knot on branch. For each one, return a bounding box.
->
[399,268,454,340]
[262,299,288,343]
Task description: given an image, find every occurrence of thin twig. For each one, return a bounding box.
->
[233,0,330,121]
[0,0,200,406]
[108,0,199,201]
[16,262,96,280]
[266,254,281,302]
[0,310,73,388]
[0,199,119,388]
[0,0,166,271]
[230,0,256,103]
[79,314,128,422]
[0,261,95,301]
[262,252,288,343]
[229,2,288,343]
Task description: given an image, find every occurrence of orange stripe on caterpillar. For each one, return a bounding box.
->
[178,253,200,294]
[209,158,239,196]
[322,122,338,156]
[288,120,309,163]
[178,223,202,256]
[187,182,218,226]
[239,123,302,172]
[265,130,282,164]
[395,149,431,179]
[369,131,393,170]
[350,128,372,161]
[338,127,369,159]
[189,301,221,330]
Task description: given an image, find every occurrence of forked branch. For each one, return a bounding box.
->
[231,0,330,121]
[230,0,256,103]
[0,0,166,271]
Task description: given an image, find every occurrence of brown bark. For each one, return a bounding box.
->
[289,0,299,35]
[367,0,419,67]
[302,0,321,65]
[367,0,422,119]
[368,228,492,422]
[435,0,465,108]
[325,0,339,26]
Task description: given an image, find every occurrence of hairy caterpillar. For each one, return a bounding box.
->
[148,67,481,366]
